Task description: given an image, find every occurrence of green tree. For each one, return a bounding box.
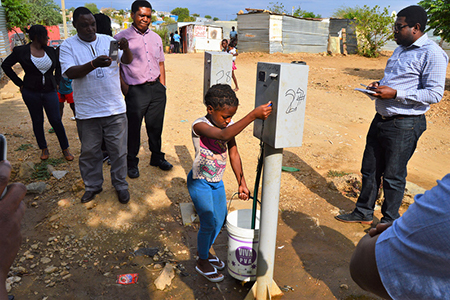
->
[352,5,394,57]
[213,17,219,21]
[204,15,211,19]
[419,0,450,44]
[85,2,99,14]
[163,16,176,24]
[154,27,168,48]
[170,7,188,16]
[170,7,194,22]
[302,12,321,18]
[332,6,363,19]
[28,0,62,25]
[267,2,287,14]
[1,0,30,35]
[293,6,321,18]
[192,13,200,17]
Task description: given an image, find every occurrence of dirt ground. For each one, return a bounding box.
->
[1,51,449,300]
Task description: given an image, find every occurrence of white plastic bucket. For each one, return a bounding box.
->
[226,209,260,281]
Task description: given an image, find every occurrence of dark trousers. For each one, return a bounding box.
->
[354,113,426,221]
[22,88,69,150]
[174,42,180,53]
[76,113,128,191]
[125,81,167,168]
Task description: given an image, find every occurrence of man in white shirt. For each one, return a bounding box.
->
[60,7,133,204]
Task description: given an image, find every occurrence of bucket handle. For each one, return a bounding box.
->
[227,192,258,212]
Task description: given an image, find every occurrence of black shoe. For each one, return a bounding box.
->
[150,159,173,171]
[81,189,103,203]
[380,217,394,224]
[335,211,373,224]
[117,189,130,204]
[128,166,140,178]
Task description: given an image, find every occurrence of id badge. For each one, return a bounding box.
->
[96,68,104,78]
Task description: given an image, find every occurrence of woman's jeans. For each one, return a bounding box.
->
[187,170,227,260]
[22,88,69,150]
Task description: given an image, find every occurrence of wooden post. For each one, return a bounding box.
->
[342,28,347,55]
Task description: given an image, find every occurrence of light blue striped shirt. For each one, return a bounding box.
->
[376,34,448,117]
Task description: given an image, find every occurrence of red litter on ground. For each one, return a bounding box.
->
[116,273,139,285]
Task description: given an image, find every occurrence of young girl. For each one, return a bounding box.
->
[187,84,272,282]
[221,39,239,92]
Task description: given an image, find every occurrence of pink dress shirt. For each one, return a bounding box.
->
[114,25,165,85]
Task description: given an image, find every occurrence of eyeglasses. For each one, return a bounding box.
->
[392,24,409,32]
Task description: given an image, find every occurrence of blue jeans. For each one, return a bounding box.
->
[354,113,426,221]
[21,88,69,150]
[187,170,227,260]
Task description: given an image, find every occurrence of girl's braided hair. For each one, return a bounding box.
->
[204,84,239,110]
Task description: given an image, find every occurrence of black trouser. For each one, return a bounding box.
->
[125,81,167,168]
[355,113,426,221]
[174,42,180,53]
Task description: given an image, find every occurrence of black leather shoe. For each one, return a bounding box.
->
[81,189,102,203]
[335,211,373,224]
[128,166,140,178]
[150,159,173,171]
[380,217,394,224]
[117,189,130,204]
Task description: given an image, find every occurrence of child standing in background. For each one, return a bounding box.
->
[221,39,239,92]
[58,76,75,120]
[187,84,272,282]
[228,40,239,92]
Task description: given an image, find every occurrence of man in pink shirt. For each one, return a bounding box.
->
[114,0,172,179]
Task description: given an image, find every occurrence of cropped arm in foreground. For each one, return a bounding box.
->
[0,161,26,300]
[351,173,450,299]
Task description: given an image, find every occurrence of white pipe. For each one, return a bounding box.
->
[255,143,283,299]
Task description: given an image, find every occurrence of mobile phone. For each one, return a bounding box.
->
[0,134,7,200]
[109,40,119,61]
[360,83,376,90]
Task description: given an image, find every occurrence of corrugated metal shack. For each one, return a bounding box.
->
[179,24,223,53]
[328,18,357,54]
[237,12,329,54]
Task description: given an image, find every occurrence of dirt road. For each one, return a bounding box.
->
[1,51,449,299]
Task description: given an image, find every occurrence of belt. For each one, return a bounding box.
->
[379,114,423,121]
[134,77,160,86]
[145,79,159,86]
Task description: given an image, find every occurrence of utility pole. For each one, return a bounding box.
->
[61,0,68,39]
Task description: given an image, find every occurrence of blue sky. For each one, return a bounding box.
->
[63,0,421,21]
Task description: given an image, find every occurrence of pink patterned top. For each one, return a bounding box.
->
[191,116,234,182]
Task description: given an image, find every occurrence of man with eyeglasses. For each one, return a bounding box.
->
[336,5,448,225]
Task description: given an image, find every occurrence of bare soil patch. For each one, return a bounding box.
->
[1,51,449,299]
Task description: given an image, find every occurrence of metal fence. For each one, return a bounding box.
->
[0,6,12,78]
